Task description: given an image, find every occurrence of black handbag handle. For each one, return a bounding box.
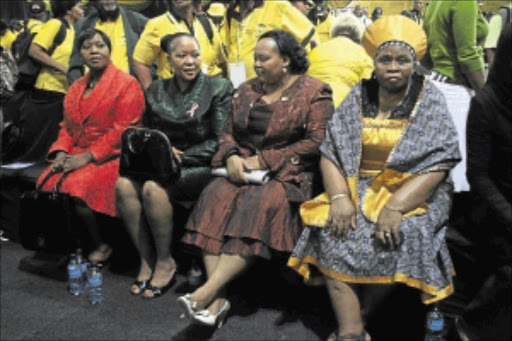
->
[35,170,58,193]
[53,171,72,194]
[127,129,152,154]
[34,170,72,195]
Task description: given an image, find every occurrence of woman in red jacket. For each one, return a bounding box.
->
[37,29,144,263]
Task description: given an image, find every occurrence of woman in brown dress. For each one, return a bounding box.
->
[178,30,334,328]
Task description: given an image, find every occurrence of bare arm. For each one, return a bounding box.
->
[321,156,351,199]
[133,60,153,90]
[321,156,356,240]
[375,171,447,249]
[29,42,67,74]
[386,171,447,212]
[465,69,486,91]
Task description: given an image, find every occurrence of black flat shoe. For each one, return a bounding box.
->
[130,278,151,295]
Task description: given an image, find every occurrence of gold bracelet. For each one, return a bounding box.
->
[330,193,348,202]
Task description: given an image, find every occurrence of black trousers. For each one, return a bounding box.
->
[11,89,64,163]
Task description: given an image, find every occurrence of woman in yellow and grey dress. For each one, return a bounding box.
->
[289,16,461,340]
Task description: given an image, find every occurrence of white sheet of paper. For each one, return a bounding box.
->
[228,62,247,89]
[211,168,270,185]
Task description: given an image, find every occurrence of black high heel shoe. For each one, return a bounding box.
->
[141,267,177,299]
[130,277,151,295]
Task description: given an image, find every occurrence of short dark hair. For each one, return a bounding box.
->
[160,32,198,54]
[51,0,80,18]
[78,28,112,52]
[258,30,310,75]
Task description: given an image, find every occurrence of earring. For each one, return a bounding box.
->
[282,67,288,74]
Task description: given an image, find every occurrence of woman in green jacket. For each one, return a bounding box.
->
[116,32,233,299]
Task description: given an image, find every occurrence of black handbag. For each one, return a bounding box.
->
[119,127,180,184]
[19,171,76,254]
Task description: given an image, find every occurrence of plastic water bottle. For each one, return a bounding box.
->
[187,259,203,288]
[87,262,103,304]
[425,304,445,340]
[67,253,82,296]
[76,249,88,290]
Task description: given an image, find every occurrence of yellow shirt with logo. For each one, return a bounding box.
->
[133,11,226,79]
[221,0,316,80]
[96,15,129,73]
[33,19,74,93]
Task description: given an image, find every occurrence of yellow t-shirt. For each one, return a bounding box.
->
[317,14,334,44]
[221,0,316,80]
[27,19,45,34]
[96,16,129,73]
[0,30,17,51]
[33,19,74,93]
[133,11,226,79]
[308,37,374,107]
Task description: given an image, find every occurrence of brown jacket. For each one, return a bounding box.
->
[212,75,334,202]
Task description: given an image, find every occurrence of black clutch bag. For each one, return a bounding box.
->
[19,171,76,254]
[119,128,180,184]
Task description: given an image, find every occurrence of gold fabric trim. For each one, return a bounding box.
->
[288,256,454,304]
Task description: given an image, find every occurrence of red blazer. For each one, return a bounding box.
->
[212,75,334,202]
[38,63,144,216]
[49,62,144,163]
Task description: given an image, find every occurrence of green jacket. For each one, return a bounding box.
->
[67,6,148,84]
[422,0,487,84]
[144,72,234,168]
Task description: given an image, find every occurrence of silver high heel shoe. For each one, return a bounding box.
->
[192,300,231,328]
[177,294,197,320]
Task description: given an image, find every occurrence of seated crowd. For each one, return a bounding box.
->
[1,1,510,340]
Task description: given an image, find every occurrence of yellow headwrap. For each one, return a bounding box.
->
[362,15,427,61]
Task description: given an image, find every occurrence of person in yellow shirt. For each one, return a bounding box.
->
[316,3,335,44]
[0,20,17,51]
[205,1,227,30]
[27,0,51,34]
[308,12,373,107]
[289,0,314,17]
[11,0,84,163]
[221,0,317,86]
[68,0,148,84]
[133,0,226,90]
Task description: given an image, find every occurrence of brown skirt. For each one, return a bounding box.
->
[182,177,302,259]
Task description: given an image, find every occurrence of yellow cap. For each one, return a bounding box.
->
[207,3,226,18]
[362,15,427,60]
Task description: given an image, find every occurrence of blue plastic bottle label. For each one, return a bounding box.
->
[428,319,444,332]
[88,275,102,287]
[68,268,81,277]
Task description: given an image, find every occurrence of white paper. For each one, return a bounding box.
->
[212,168,270,185]
[228,62,247,89]
[1,162,35,170]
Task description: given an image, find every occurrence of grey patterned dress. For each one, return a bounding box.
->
[289,76,461,304]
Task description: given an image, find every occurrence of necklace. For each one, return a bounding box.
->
[86,80,97,90]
